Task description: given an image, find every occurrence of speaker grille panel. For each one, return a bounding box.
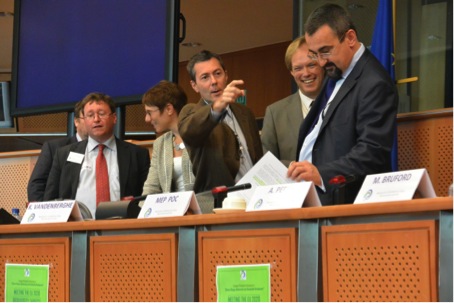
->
[398,127,431,171]
[17,113,67,133]
[125,104,151,132]
[435,124,453,195]
[0,238,70,302]
[90,233,177,302]
[322,220,437,302]
[0,157,31,214]
[397,114,453,196]
[198,228,297,302]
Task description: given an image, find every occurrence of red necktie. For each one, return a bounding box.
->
[96,144,110,205]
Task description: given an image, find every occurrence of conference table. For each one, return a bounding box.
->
[0,197,452,302]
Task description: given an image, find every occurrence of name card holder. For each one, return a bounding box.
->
[22,200,83,224]
[246,182,321,211]
[138,191,202,218]
[354,168,436,204]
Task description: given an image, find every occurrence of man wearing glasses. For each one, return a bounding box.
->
[44,92,150,218]
[287,3,398,205]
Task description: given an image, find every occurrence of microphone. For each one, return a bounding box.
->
[211,183,252,209]
[123,195,149,202]
[329,175,356,185]
[211,183,252,194]
[329,175,356,205]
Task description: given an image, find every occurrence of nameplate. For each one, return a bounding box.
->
[21,200,83,224]
[354,168,436,204]
[138,191,202,218]
[246,182,321,212]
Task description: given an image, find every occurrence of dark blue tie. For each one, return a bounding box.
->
[309,78,337,132]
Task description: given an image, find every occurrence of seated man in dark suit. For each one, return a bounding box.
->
[27,101,88,202]
[44,92,150,217]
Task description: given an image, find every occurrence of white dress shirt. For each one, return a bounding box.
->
[75,136,120,217]
[298,90,314,119]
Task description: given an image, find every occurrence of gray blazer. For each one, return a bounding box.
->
[261,92,303,166]
[142,131,195,195]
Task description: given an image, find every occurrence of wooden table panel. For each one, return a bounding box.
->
[322,220,438,302]
[0,237,70,302]
[90,233,177,302]
[198,228,297,302]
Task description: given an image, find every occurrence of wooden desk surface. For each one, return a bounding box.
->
[0,196,451,302]
[1,197,451,235]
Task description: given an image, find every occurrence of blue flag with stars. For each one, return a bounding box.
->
[371,0,398,171]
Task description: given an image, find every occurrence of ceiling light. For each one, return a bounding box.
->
[0,11,14,17]
[181,42,202,48]
[427,34,442,41]
[347,4,364,10]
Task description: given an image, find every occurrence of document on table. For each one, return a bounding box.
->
[228,151,296,202]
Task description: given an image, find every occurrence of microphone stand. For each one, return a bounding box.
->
[329,175,355,204]
[211,183,252,208]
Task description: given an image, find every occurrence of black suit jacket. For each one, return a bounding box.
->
[43,138,150,201]
[27,136,77,202]
[296,49,398,205]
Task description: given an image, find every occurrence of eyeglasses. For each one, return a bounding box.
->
[145,108,161,117]
[307,32,346,61]
[308,51,332,61]
[82,111,113,121]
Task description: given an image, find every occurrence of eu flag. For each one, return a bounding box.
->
[370,0,398,171]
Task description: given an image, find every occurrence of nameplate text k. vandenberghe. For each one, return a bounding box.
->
[22,200,83,224]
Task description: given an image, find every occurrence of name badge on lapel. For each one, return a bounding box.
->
[67,152,84,164]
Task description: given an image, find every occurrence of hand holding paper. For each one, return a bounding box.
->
[287,160,322,186]
[228,152,296,202]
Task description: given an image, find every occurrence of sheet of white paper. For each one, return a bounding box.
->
[229,152,296,203]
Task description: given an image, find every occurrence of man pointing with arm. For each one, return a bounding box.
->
[179,50,263,194]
